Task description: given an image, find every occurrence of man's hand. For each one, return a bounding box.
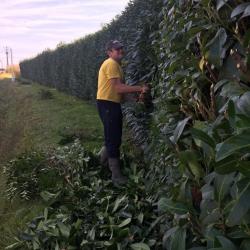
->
[141,84,150,93]
[136,83,153,108]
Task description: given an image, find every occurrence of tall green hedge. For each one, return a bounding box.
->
[18,0,250,248]
[148,0,250,248]
[20,0,162,100]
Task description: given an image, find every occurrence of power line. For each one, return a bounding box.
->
[3,46,14,67]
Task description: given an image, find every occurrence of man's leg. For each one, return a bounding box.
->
[97,100,127,185]
[105,103,122,158]
[97,100,122,157]
[105,102,127,185]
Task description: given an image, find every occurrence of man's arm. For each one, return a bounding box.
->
[110,78,148,94]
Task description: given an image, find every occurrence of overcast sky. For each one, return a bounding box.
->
[0,0,129,66]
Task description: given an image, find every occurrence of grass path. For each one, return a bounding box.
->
[0,79,103,249]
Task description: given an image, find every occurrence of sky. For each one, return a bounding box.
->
[0,0,130,67]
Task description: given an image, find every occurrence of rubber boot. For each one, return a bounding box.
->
[108,158,128,185]
[97,146,108,167]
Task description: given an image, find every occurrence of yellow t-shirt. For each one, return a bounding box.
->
[96,58,124,103]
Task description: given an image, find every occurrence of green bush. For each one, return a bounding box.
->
[6,140,169,249]
[147,0,250,248]
[3,151,54,200]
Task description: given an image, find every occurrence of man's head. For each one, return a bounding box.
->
[106,40,124,62]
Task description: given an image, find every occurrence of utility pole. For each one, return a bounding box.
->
[10,48,13,65]
[9,48,15,82]
[4,46,9,68]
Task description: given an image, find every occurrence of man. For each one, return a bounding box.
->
[96,40,148,185]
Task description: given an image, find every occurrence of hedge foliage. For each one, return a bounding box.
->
[17,0,250,249]
[148,0,250,249]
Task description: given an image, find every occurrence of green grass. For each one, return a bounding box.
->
[0,79,103,249]
[0,79,103,159]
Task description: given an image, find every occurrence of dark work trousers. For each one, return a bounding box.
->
[96,99,123,158]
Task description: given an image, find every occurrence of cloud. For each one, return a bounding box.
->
[0,0,129,64]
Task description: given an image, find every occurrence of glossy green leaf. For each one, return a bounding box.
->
[170,117,191,144]
[158,198,189,215]
[216,0,229,10]
[236,92,250,116]
[58,222,71,238]
[241,5,250,19]
[214,173,235,203]
[216,130,250,161]
[231,3,250,18]
[131,243,150,250]
[112,195,127,213]
[179,150,205,179]
[191,128,216,148]
[5,242,24,250]
[215,155,238,174]
[236,114,250,129]
[205,28,227,67]
[227,182,250,226]
[40,190,60,202]
[216,158,250,177]
[169,227,186,250]
[216,236,237,250]
[118,218,131,228]
[240,239,250,250]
